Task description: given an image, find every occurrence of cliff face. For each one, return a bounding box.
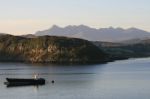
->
[0,35,108,63]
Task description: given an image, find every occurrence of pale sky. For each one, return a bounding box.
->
[0,0,150,35]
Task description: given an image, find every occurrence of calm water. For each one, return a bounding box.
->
[0,58,150,99]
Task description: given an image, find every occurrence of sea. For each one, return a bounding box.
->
[0,58,150,99]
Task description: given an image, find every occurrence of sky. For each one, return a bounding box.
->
[0,0,149,35]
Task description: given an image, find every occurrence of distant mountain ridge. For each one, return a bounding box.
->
[35,25,150,42]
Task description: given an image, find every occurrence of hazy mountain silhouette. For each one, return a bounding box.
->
[35,25,150,42]
[21,34,37,38]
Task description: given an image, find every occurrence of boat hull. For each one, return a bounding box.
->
[5,78,45,87]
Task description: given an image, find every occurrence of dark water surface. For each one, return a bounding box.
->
[0,58,150,99]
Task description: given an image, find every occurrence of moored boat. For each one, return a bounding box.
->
[5,78,45,86]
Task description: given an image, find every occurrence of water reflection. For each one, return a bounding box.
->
[6,84,44,88]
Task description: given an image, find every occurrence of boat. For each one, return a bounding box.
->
[5,78,45,87]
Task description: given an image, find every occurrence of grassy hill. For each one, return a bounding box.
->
[0,35,108,63]
[93,40,150,60]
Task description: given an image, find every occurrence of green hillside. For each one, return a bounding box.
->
[0,35,108,63]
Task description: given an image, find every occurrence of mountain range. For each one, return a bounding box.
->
[35,25,150,42]
[0,31,150,63]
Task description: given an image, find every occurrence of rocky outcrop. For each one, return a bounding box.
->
[0,35,108,63]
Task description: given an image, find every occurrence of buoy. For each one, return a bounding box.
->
[51,80,54,83]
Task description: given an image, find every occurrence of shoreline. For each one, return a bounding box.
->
[0,56,149,65]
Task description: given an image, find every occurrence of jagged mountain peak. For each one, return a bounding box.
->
[51,25,61,29]
[35,25,150,42]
